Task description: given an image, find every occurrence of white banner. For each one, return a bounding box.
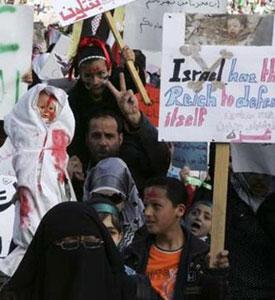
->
[124,0,227,52]
[0,5,33,120]
[0,175,16,258]
[40,34,71,80]
[159,14,275,143]
[51,0,135,26]
[0,138,15,177]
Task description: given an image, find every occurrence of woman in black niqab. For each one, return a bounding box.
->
[1,202,132,300]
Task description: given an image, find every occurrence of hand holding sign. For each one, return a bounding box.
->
[121,45,135,62]
[207,250,229,269]
[106,73,141,126]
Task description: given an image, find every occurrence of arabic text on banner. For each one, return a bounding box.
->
[124,0,227,52]
[51,0,135,26]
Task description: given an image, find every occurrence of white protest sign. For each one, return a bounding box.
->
[231,143,275,175]
[51,0,136,26]
[0,5,33,120]
[124,0,227,52]
[159,14,275,143]
[40,34,71,80]
[0,138,15,177]
[0,175,16,258]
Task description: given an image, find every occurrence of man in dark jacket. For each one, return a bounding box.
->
[124,177,229,300]
[68,74,170,199]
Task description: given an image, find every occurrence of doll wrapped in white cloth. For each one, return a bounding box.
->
[0,84,75,276]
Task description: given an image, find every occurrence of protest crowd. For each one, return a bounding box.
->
[0,0,274,299]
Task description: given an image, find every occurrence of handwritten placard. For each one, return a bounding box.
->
[51,0,135,26]
[159,14,275,143]
[0,5,33,120]
[173,142,208,171]
[40,34,71,80]
[0,175,16,258]
[124,0,227,51]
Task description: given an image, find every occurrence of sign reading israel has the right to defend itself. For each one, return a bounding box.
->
[158,14,275,143]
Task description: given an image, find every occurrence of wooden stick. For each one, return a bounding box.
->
[104,11,151,105]
[209,143,230,268]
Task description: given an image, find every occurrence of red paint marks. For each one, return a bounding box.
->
[37,92,57,122]
[144,187,159,199]
[51,129,70,183]
[90,66,102,73]
[46,96,57,121]
[18,187,31,227]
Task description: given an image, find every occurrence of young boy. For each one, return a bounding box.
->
[185,189,213,244]
[124,177,228,300]
[185,200,212,243]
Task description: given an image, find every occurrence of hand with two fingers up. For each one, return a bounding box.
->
[106,72,141,126]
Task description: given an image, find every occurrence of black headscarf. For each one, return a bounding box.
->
[2,202,128,300]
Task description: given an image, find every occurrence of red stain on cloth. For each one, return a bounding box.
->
[19,188,32,227]
[51,129,70,183]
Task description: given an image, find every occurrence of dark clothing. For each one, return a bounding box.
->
[257,192,275,243]
[0,202,135,300]
[0,121,6,147]
[124,227,228,300]
[226,188,275,299]
[68,79,170,196]
[119,114,170,193]
[68,78,120,167]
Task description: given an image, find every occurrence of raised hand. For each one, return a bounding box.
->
[106,72,141,126]
[67,155,85,181]
[21,69,33,85]
[121,45,135,62]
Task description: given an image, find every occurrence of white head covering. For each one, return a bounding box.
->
[4,83,75,148]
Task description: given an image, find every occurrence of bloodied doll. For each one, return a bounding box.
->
[0,84,75,277]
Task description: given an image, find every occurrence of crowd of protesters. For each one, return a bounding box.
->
[227,0,275,14]
[0,9,274,300]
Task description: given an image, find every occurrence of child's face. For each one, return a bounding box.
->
[79,59,110,97]
[102,215,122,246]
[227,18,243,38]
[37,92,57,122]
[185,203,212,238]
[143,186,185,235]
